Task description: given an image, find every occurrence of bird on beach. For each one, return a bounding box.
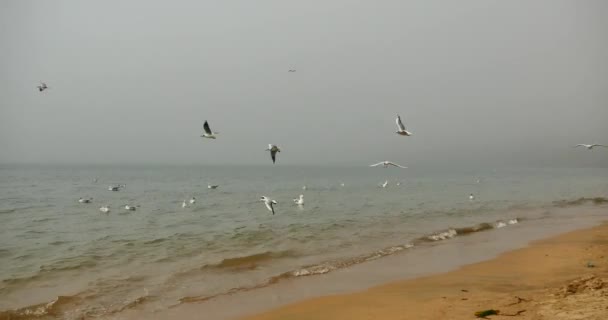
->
[78,197,92,204]
[37,82,48,92]
[574,144,607,150]
[208,185,219,190]
[469,193,475,201]
[260,196,277,215]
[99,206,110,213]
[189,197,196,204]
[266,144,281,164]
[369,161,407,168]
[395,115,412,136]
[293,194,304,206]
[124,205,137,211]
[201,121,218,139]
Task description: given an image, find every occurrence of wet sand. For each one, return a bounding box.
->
[243,222,608,320]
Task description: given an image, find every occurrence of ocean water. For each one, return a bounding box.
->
[1,164,607,319]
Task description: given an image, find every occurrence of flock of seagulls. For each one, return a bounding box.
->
[38,82,605,215]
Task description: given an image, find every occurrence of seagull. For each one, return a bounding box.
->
[369,161,407,168]
[99,206,110,213]
[396,182,401,186]
[181,200,188,208]
[37,82,48,92]
[380,180,388,188]
[574,144,607,150]
[395,115,412,136]
[78,197,92,204]
[469,193,475,201]
[302,185,307,190]
[124,205,137,211]
[108,185,125,192]
[189,197,196,204]
[293,194,304,206]
[288,69,296,72]
[201,121,218,139]
[208,185,219,189]
[260,196,277,215]
[266,144,281,164]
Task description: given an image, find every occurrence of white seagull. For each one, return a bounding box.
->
[293,194,304,206]
[260,196,278,215]
[124,205,137,211]
[208,185,219,189]
[108,185,125,192]
[181,200,188,208]
[37,82,48,92]
[201,121,218,139]
[78,197,92,204]
[380,180,389,188]
[469,193,475,201]
[369,161,407,168]
[266,144,281,164]
[395,115,412,136]
[574,144,607,150]
[99,206,110,213]
[189,197,196,204]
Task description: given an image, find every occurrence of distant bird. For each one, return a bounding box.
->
[189,197,196,204]
[340,182,345,187]
[201,121,218,139]
[396,182,401,187]
[395,115,412,136]
[288,69,296,72]
[302,185,307,191]
[99,206,110,213]
[37,82,48,92]
[469,193,475,201]
[260,196,277,215]
[575,144,607,150]
[370,161,407,169]
[266,144,281,164]
[108,185,125,192]
[124,205,137,211]
[78,197,92,204]
[380,180,388,188]
[181,200,188,208]
[293,194,304,206]
[208,185,219,189]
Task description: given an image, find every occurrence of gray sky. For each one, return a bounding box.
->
[1,0,607,166]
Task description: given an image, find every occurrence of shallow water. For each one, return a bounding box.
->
[1,164,607,318]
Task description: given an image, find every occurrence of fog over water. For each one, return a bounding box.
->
[1,0,607,166]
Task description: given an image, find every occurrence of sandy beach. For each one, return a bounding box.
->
[243,222,608,320]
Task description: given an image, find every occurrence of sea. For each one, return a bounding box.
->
[1,164,607,319]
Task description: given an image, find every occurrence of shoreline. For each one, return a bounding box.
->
[240,221,608,320]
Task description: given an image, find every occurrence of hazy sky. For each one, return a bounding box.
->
[1,0,607,166]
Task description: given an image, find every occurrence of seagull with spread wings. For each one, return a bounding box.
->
[266,144,281,164]
[260,196,278,215]
[395,115,412,136]
[369,161,407,168]
[201,121,218,139]
[575,144,607,150]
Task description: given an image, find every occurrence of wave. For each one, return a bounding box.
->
[552,197,608,207]
[0,295,79,320]
[206,251,296,270]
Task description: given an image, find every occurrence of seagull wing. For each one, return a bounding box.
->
[387,162,407,168]
[265,202,275,214]
[203,121,212,135]
[574,144,587,148]
[594,144,608,148]
[396,115,406,131]
[270,149,278,163]
[369,162,385,167]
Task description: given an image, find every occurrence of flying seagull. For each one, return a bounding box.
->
[201,121,218,139]
[395,115,412,136]
[189,197,196,204]
[260,196,277,215]
[574,144,607,150]
[266,144,281,164]
[181,200,188,208]
[37,82,48,92]
[369,161,407,168]
[293,194,304,206]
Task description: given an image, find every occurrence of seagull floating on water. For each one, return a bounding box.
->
[395,115,412,136]
[469,193,475,201]
[181,200,188,208]
[340,182,345,187]
[124,205,137,211]
[108,185,125,192]
[208,185,219,189]
[78,197,92,204]
[99,206,110,213]
[201,121,218,139]
[574,144,607,150]
[37,82,48,92]
[293,194,304,206]
[302,185,307,191]
[380,180,388,188]
[189,197,196,204]
[266,144,281,164]
[370,161,407,168]
[260,196,277,215]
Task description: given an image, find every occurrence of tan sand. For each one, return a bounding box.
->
[243,223,608,320]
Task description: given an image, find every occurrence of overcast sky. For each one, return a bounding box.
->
[1,0,607,166]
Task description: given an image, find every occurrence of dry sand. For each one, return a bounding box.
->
[242,222,608,320]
